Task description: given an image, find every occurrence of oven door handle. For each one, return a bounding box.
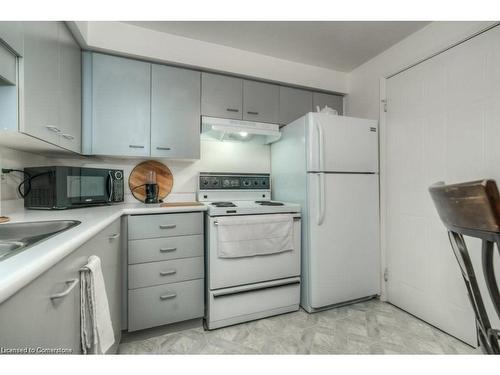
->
[107,171,114,202]
[212,277,301,298]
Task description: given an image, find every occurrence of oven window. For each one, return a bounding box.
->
[67,175,105,198]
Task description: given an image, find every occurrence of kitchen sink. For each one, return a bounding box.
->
[0,220,81,262]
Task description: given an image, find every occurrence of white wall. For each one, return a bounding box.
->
[346,21,496,119]
[0,139,270,214]
[72,21,348,94]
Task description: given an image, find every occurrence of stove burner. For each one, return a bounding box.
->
[211,201,237,207]
[255,201,285,206]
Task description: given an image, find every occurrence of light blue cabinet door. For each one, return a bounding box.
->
[58,23,81,153]
[312,92,344,115]
[21,22,60,145]
[201,73,243,120]
[279,86,312,125]
[91,53,151,156]
[243,80,280,123]
[151,64,200,159]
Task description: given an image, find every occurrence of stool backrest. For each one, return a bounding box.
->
[429,179,500,235]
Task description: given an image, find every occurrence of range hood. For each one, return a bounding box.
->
[201,116,281,144]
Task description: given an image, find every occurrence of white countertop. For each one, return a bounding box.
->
[0,203,207,304]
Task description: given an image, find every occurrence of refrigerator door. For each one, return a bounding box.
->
[307,172,380,308]
[306,113,378,173]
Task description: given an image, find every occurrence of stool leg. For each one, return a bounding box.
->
[448,232,499,353]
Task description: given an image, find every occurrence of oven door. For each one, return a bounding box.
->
[60,167,111,206]
[207,214,301,290]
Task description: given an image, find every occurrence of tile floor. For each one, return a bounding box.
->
[118,299,479,354]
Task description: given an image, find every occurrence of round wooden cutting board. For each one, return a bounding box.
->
[129,161,173,203]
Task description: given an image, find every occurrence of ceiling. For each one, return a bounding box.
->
[126,21,430,72]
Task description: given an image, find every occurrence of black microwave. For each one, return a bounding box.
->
[23,166,124,209]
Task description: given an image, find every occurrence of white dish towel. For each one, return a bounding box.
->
[216,214,294,258]
[80,255,115,354]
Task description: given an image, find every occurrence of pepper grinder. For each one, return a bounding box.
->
[144,170,159,204]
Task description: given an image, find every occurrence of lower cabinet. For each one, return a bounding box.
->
[0,219,122,354]
[127,212,205,332]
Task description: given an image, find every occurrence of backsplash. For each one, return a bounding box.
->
[0,139,270,213]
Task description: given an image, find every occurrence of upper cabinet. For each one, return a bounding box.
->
[201,73,243,120]
[20,22,82,153]
[57,24,82,153]
[313,92,343,115]
[279,86,313,125]
[243,80,279,123]
[201,72,280,124]
[0,42,16,85]
[151,64,201,159]
[83,52,201,159]
[0,21,23,56]
[86,53,151,157]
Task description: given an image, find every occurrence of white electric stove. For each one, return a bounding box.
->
[198,173,302,330]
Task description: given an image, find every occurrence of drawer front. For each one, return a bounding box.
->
[128,234,203,264]
[128,212,203,240]
[128,257,204,289]
[128,279,204,331]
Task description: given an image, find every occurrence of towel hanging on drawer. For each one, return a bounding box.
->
[80,255,115,354]
[216,214,294,258]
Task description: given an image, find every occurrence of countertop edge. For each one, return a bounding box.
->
[0,205,207,304]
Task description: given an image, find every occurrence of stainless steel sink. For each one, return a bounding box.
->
[0,220,81,261]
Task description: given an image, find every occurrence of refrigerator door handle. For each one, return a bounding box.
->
[315,120,325,171]
[317,172,326,225]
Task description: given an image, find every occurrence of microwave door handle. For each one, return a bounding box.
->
[107,172,114,202]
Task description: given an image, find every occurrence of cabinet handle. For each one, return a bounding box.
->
[50,279,79,300]
[247,111,259,115]
[226,108,239,113]
[160,293,177,300]
[159,269,177,276]
[160,247,177,253]
[61,134,75,140]
[156,147,171,151]
[159,224,176,229]
[108,233,120,240]
[46,125,61,133]
[129,145,145,149]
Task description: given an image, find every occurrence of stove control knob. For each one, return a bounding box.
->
[222,179,230,187]
[243,180,251,187]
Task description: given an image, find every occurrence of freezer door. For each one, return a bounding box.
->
[307,173,380,308]
[306,113,378,173]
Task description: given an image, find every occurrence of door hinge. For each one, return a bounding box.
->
[382,99,387,113]
[383,268,389,282]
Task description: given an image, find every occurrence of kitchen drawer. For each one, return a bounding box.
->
[128,279,204,331]
[128,212,203,240]
[128,257,204,289]
[128,234,203,264]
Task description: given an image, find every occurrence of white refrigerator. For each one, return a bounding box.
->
[271,112,380,312]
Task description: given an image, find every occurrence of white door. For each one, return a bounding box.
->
[385,26,500,345]
[307,173,380,308]
[306,113,379,173]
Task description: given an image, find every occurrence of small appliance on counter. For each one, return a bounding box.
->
[23,166,124,209]
[129,160,173,204]
[144,170,159,204]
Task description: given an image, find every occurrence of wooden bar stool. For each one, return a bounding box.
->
[429,180,500,354]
